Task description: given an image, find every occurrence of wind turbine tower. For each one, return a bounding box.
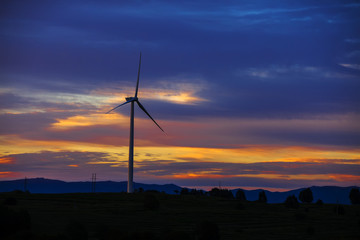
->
[106,53,164,193]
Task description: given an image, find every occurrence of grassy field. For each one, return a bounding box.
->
[1,191,360,240]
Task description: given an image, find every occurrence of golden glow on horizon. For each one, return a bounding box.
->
[1,135,359,164]
[163,172,360,182]
[1,134,359,184]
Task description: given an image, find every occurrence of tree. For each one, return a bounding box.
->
[209,188,234,199]
[349,188,360,204]
[235,189,247,201]
[299,188,313,203]
[180,188,189,195]
[284,195,299,208]
[258,190,267,203]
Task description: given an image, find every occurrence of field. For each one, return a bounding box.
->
[1,191,360,240]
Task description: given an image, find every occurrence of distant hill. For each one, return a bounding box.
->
[0,178,182,194]
[0,178,358,204]
[231,186,359,205]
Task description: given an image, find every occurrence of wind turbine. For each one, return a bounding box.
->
[106,53,164,193]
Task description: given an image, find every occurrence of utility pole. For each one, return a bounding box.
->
[24,177,27,192]
[91,173,96,193]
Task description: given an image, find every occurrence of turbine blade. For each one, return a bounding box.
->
[106,100,131,114]
[134,52,142,98]
[136,100,164,132]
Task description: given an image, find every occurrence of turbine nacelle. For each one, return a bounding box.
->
[126,97,138,102]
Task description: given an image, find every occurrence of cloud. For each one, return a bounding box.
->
[1,150,359,188]
[339,63,360,71]
[0,151,128,181]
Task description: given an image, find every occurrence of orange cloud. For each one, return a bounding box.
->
[0,157,15,164]
[0,171,20,178]
[328,174,360,182]
[50,113,128,130]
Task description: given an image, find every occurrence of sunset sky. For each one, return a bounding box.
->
[1,0,359,191]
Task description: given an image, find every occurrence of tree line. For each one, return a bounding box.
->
[179,187,360,205]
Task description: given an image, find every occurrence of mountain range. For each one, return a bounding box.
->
[0,178,357,204]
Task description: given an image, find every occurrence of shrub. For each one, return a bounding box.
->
[143,194,160,210]
[284,195,299,208]
[299,188,313,203]
[258,190,267,203]
[235,189,247,201]
[316,199,323,206]
[349,188,360,204]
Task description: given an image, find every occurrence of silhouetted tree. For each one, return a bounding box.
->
[316,199,324,206]
[349,188,360,204]
[258,190,267,203]
[196,220,220,240]
[299,188,313,203]
[190,189,205,196]
[209,188,234,199]
[284,195,299,208]
[180,188,189,195]
[235,189,247,201]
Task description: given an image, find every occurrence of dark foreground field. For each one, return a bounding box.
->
[1,191,360,240]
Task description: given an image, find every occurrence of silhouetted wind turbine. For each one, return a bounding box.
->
[106,53,164,193]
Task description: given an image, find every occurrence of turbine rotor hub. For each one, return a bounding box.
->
[126,97,138,101]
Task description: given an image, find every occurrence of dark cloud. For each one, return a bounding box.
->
[135,160,360,177]
[0,151,128,181]
[0,112,57,135]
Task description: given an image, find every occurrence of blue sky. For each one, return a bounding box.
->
[0,0,359,190]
